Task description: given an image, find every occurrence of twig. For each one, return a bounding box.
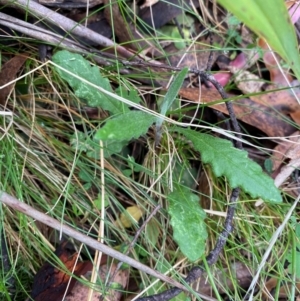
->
[0,192,215,301]
[0,0,134,59]
[206,31,215,72]
[121,205,161,263]
[107,205,161,288]
[197,72,243,150]
[0,13,86,51]
[0,12,117,67]
[212,109,232,133]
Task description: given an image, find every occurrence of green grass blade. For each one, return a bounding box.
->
[95,111,156,142]
[52,50,127,114]
[156,67,188,130]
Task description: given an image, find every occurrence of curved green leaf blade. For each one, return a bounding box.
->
[217,0,300,80]
[176,128,282,203]
[155,67,188,146]
[167,186,207,262]
[156,67,188,132]
[95,111,156,141]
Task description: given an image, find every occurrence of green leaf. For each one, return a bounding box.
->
[145,219,160,249]
[115,86,142,105]
[158,14,195,50]
[95,110,155,142]
[78,169,93,183]
[216,0,300,81]
[176,128,282,203]
[94,195,109,210]
[71,131,126,158]
[52,50,128,114]
[173,160,197,188]
[95,140,126,158]
[171,292,191,301]
[167,186,207,262]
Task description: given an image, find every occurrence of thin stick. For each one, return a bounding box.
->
[0,191,190,293]
[0,0,134,58]
[111,205,162,281]
[0,12,113,66]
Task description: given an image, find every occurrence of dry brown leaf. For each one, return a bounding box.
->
[258,38,294,85]
[30,241,107,301]
[262,274,300,300]
[286,0,299,10]
[0,54,28,106]
[271,130,300,172]
[250,84,296,108]
[213,21,297,118]
[179,87,296,137]
[65,263,129,301]
[274,155,300,189]
[270,131,300,188]
[165,34,222,70]
[215,50,297,112]
[192,261,252,297]
[245,82,300,129]
[249,82,300,123]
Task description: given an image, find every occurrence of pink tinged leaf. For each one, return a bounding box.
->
[288,1,300,24]
[229,52,260,70]
[212,72,231,87]
[210,53,252,87]
[205,0,299,88]
[229,53,248,69]
[210,52,261,87]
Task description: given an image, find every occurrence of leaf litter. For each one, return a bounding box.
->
[1,1,300,301]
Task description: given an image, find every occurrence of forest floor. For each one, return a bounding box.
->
[1,0,300,300]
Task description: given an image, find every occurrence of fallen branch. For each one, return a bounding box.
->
[0,12,115,66]
[0,191,188,293]
[0,0,134,59]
